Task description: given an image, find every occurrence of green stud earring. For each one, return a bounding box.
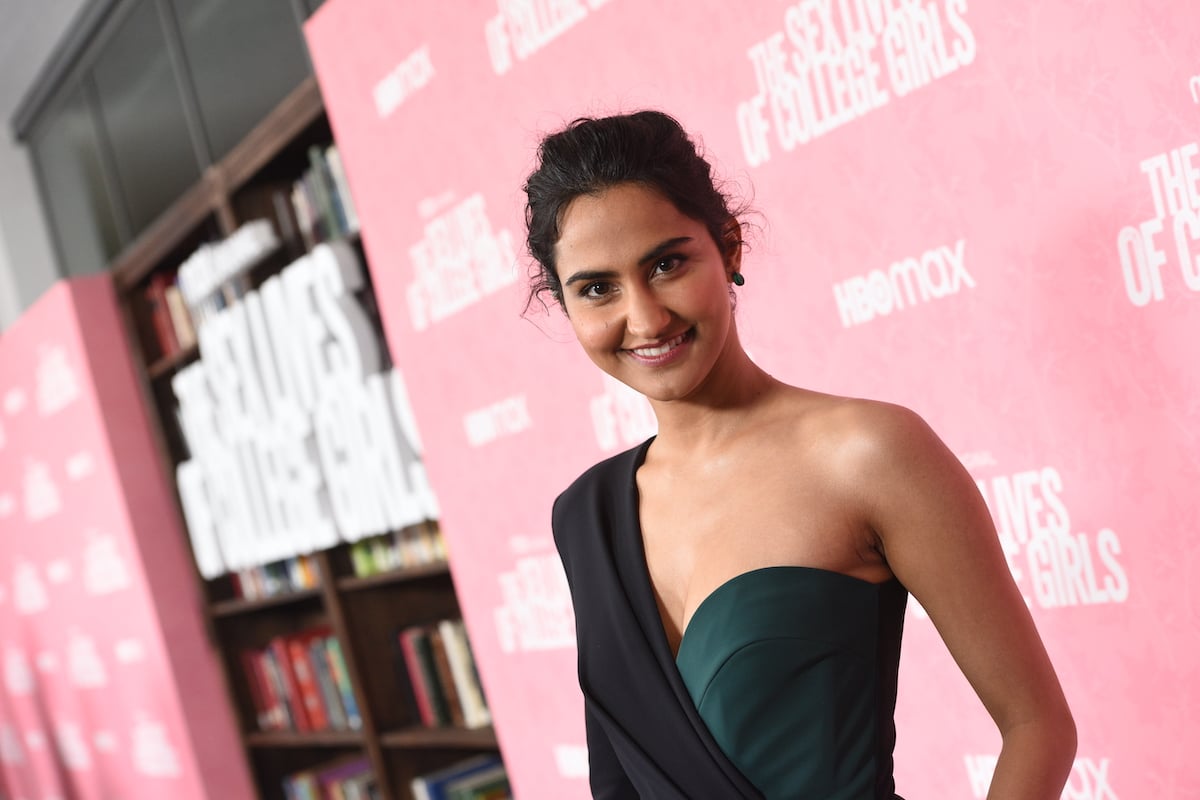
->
[731,271,745,286]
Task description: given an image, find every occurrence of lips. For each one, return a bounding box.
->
[624,329,693,364]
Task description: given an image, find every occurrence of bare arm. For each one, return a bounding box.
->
[843,403,1076,799]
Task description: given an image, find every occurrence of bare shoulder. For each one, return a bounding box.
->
[784,392,947,478]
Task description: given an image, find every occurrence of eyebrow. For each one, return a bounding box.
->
[562,236,695,288]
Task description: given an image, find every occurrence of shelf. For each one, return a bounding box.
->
[245,729,365,748]
[112,176,224,293]
[211,587,323,618]
[336,561,451,592]
[106,54,507,800]
[111,77,326,296]
[379,725,496,750]
[148,343,200,381]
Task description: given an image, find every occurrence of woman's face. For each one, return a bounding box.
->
[553,183,740,403]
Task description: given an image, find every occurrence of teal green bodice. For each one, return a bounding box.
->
[674,567,907,799]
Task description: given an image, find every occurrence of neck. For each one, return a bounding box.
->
[646,345,780,454]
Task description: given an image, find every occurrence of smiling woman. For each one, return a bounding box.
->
[523,111,1076,800]
[553,184,742,403]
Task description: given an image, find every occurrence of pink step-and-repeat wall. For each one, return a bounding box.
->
[305,2,1199,798]
[0,275,253,799]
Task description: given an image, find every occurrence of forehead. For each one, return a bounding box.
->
[555,184,702,266]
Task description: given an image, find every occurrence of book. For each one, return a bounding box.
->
[309,634,348,730]
[306,145,341,241]
[324,637,363,730]
[316,755,372,799]
[349,540,376,577]
[341,770,378,800]
[258,647,294,729]
[287,632,329,730]
[369,535,395,572]
[429,627,466,727]
[291,183,317,251]
[239,650,274,730]
[163,283,196,349]
[145,272,179,358]
[411,755,503,800]
[412,626,451,725]
[282,769,320,800]
[445,763,509,800]
[423,521,447,562]
[316,146,350,236]
[268,637,310,731]
[439,619,490,728]
[325,145,360,233]
[272,187,304,255]
[398,627,437,726]
[284,755,370,800]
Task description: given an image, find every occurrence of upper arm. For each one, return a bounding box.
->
[585,705,638,799]
[553,490,638,798]
[841,403,1073,738]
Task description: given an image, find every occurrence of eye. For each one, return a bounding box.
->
[580,281,613,299]
[652,254,686,275]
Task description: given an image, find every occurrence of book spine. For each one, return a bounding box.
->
[399,627,436,726]
[269,637,310,731]
[306,146,341,241]
[410,777,432,800]
[440,620,482,728]
[325,145,360,233]
[259,647,295,730]
[239,650,271,730]
[429,627,466,727]
[272,187,303,255]
[411,627,451,726]
[288,636,328,730]
[291,184,317,251]
[299,554,319,588]
[349,540,375,577]
[447,620,491,728]
[317,146,349,236]
[310,636,347,730]
[145,274,179,358]
[315,756,372,799]
[324,638,363,730]
[163,283,196,349]
[369,535,394,572]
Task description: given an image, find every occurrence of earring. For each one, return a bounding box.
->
[731,271,745,286]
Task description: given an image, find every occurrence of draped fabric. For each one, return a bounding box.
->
[551,438,764,799]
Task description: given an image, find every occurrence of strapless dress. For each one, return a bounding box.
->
[674,566,907,799]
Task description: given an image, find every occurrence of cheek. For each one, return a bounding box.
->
[569,313,617,353]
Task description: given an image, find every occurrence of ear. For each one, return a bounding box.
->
[721,217,743,279]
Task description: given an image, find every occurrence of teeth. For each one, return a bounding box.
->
[633,332,686,357]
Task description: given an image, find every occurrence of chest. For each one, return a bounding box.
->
[636,455,877,652]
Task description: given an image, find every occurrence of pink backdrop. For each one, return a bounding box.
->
[0,275,253,799]
[305,2,1200,797]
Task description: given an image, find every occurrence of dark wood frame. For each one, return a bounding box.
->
[112,76,501,800]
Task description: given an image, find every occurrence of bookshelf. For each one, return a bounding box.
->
[109,76,504,800]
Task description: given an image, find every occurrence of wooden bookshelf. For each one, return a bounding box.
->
[337,561,452,592]
[246,730,367,749]
[381,726,498,750]
[210,588,325,619]
[110,75,503,800]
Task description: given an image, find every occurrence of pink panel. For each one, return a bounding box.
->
[0,276,253,799]
[306,2,1200,797]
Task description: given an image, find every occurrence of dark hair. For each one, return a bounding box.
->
[523,110,743,307]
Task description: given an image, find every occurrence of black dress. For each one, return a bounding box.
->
[552,438,907,799]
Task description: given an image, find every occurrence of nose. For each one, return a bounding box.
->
[624,285,672,339]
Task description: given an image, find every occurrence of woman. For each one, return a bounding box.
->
[524,111,1076,799]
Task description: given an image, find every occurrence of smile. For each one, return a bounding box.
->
[625,330,693,363]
